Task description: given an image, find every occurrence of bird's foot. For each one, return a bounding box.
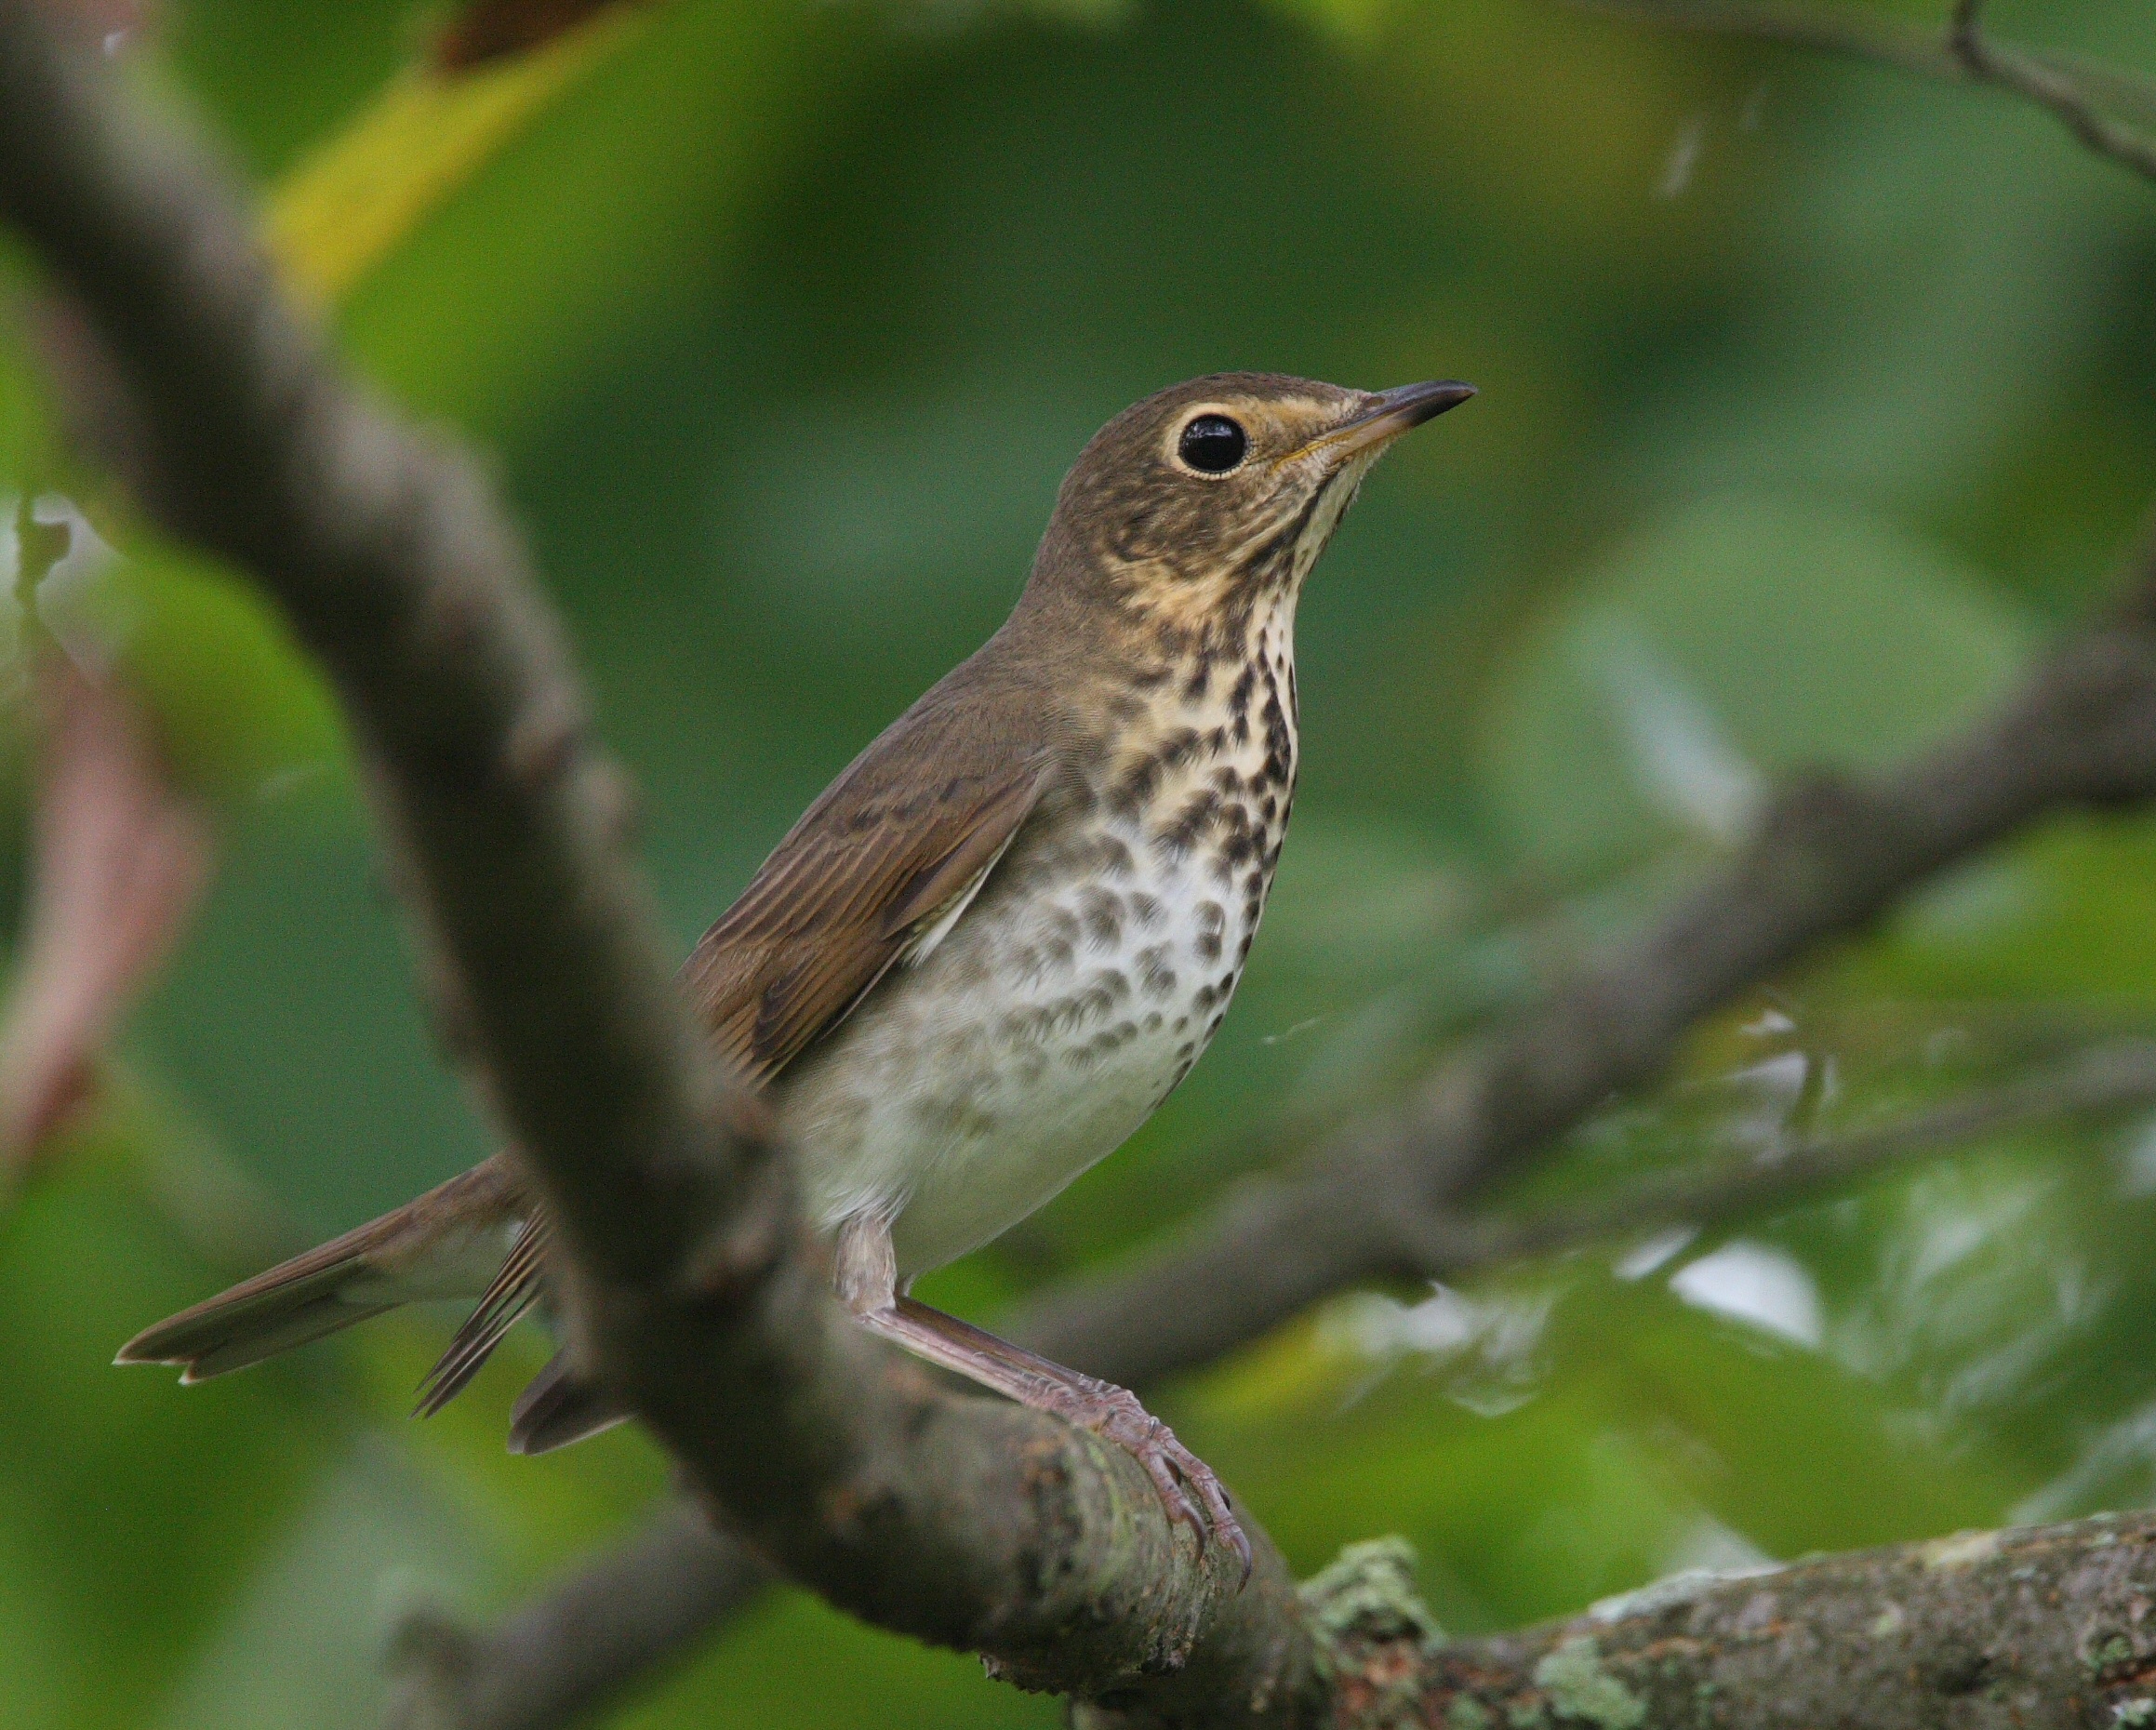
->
[1052,1381,1250,1583]
[845,1284,1253,1582]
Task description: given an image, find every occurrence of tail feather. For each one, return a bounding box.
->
[117,1159,526,1386]
[142,1277,399,1382]
[413,1216,550,1417]
[507,1349,626,1455]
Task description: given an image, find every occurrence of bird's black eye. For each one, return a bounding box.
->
[1178,414,1247,474]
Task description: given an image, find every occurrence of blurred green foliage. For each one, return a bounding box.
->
[4,0,2156,1723]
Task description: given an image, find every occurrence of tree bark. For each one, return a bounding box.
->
[1243,1512,2156,1730]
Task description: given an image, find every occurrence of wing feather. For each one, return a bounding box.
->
[685,735,1050,1082]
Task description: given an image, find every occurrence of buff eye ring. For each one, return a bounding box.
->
[1177,414,1247,475]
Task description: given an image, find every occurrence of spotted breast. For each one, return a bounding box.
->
[779,587,1300,1285]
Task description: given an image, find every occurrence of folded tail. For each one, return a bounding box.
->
[117,1157,537,1402]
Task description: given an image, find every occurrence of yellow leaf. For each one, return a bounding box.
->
[264,4,650,306]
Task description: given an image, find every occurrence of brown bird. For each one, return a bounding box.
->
[119,371,1474,1565]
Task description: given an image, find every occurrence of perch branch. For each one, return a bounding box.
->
[0,7,1324,1724]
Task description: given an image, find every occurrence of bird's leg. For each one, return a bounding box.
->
[832,1216,1248,1576]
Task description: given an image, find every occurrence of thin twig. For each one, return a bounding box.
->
[1576,0,2156,184]
[1463,1036,2156,1272]
[1575,0,1965,80]
[1948,0,2156,181]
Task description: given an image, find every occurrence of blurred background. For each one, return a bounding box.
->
[3,0,2156,1723]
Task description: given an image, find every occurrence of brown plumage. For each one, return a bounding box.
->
[119,371,1474,1564]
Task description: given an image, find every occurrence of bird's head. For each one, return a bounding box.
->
[1031,371,1473,636]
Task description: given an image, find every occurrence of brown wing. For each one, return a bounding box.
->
[683,694,1053,1085]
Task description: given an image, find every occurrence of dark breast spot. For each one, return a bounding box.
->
[1155,789,1221,861]
[1079,887,1125,950]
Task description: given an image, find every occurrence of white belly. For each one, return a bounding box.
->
[778,795,1277,1283]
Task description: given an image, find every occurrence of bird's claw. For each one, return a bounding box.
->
[1066,1385,1252,1586]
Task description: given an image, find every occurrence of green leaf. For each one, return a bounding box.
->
[1478,496,2033,881]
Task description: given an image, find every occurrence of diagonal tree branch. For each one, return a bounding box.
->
[0,7,1333,1724]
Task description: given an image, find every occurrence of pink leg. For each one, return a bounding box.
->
[833,1217,1249,1578]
